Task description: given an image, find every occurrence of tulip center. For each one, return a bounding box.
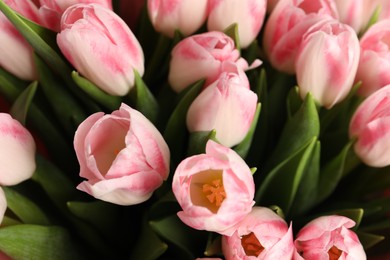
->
[241,232,264,257]
[328,246,342,260]
[190,170,226,213]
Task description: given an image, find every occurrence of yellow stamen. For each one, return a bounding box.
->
[202,179,226,207]
[241,232,264,257]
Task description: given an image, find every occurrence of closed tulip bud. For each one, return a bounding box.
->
[334,0,365,33]
[355,19,390,97]
[57,4,144,96]
[349,85,390,167]
[296,19,360,108]
[0,0,41,80]
[0,188,5,224]
[263,0,338,74]
[187,63,258,147]
[39,0,113,32]
[207,0,267,48]
[168,31,254,93]
[172,140,255,235]
[0,113,36,186]
[147,0,208,38]
[222,207,295,260]
[75,103,170,205]
[294,215,366,260]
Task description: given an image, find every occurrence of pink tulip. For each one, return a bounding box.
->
[172,140,255,235]
[168,31,260,93]
[296,19,360,108]
[222,207,295,260]
[57,4,144,96]
[186,62,258,147]
[39,0,113,32]
[207,0,267,48]
[263,0,338,74]
[334,0,365,33]
[0,113,36,186]
[349,84,390,167]
[0,0,41,80]
[355,19,390,97]
[147,0,208,38]
[75,103,170,205]
[294,215,366,260]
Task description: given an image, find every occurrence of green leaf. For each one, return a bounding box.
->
[129,218,168,260]
[265,92,320,171]
[356,231,385,250]
[129,70,159,123]
[187,130,217,156]
[289,141,321,217]
[224,23,240,51]
[67,200,121,238]
[234,103,261,158]
[255,137,318,217]
[163,80,204,166]
[34,54,86,134]
[3,187,50,226]
[71,71,121,111]
[286,86,302,118]
[149,214,208,260]
[316,140,354,204]
[0,224,81,260]
[9,82,37,125]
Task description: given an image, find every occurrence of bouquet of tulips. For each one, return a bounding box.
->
[0,0,390,259]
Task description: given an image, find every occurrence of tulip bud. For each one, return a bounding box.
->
[57,4,144,96]
[263,0,338,74]
[222,207,295,260]
[0,0,41,80]
[207,0,267,48]
[355,19,390,97]
[168,31,241,93]
[349,84,390,167]
[39,0,113,32]
[296,19,360,108]
[172,140,255,235]
[186,63,258,147]
[75,103,170,205]
[0,113,36,186]
[334,0,365,33]
[294,215,366,260]
[147,0,208,38]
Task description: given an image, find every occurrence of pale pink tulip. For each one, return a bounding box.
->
[263,0,338,74]
[172,140,255,235]
[57,4,144,96]
[147,0,208,38]
[207,0,267,48]
[168,31,260,93]
[349,84,390,167]
[75,103,170,205]
[0,0,41,80]
[39,0,113,32]
[222,207,295,260]
[296,19,360,108]
[294,215,366,260]
[0,187,6,224]
[334,0,365,32]
[186,63,258,147]
[0,113,36,186]
[355,19,390,97]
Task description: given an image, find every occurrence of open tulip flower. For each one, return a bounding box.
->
[75,103,170,205]
[172,140,255,235]
[222,206,295,260]
[294,215,366,260]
